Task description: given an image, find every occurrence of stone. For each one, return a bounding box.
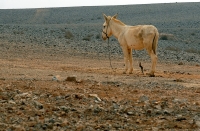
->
[8,100,16,104]
[61,119,69,127]
[89,94,101,102]
[33,100,43,109]
[195,121,200,127]
[127,111,134,115]
[60,106,69,112]
[139,95,149,102]
[152,127,159,131]
[52,76,58,81]
[10,125,25,131]
[178,62,184,65]
[113,103,119,109]
[65,75,77,82]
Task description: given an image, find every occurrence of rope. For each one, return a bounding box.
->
[102,18,115,72]
[107,37,114,71]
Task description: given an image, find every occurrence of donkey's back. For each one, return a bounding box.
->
[123,25,159,52]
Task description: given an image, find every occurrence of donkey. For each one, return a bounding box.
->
[102,14,159,77]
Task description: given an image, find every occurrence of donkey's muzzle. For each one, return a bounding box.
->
[102,30,109,40]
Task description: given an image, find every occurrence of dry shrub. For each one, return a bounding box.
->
[165,46,180,52]
[13,30,24,35]
[96,34,100,39]
[159,33,176,41]
[82,36,91,41]
[65,31,73,39]
[185,48,200,54]
[83,34,93,41]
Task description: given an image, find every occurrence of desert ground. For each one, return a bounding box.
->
[0,2,200,130]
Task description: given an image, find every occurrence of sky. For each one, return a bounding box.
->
[0,0,199,9]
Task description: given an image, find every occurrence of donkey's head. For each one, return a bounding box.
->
[102,14,118,40]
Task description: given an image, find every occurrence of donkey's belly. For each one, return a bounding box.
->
[128,42,144,50]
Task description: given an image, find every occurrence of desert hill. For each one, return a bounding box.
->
[0,2,200,64]
[0,2,200,27]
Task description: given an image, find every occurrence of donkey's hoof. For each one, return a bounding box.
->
[128,71,133,74]
[146,73,155,77]
[128,69,133,74]
[149,74,155,77]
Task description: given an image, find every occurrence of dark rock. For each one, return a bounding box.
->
[139,95,149,102]
[60,106,69,112]
[33,101,43,109]
[178,62,184,65]
[65,75,77,82]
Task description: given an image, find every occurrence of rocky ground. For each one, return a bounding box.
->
[0,2,200,131]
[0,40,200,130]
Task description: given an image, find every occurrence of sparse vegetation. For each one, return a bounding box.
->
[159,33,176,41]
[50,30,55,34]
[83,34,93,41]
[64,30,73,39]
[82,36,91,41]
[13,30,24,35]
[185,48,200,54]
[160,35,168,40]
[95,34,100,39]
[165,46,181,52]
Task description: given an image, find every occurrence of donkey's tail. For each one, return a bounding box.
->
[152,31,159,55]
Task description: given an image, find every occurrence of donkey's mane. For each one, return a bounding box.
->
[112,18,126,26]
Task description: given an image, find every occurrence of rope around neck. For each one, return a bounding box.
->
[102,18,115,72]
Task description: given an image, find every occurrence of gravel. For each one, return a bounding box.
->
[0,79,200,130]
[0,24,200,65]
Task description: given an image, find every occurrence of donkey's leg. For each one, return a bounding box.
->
[121,46,129,74]
[143,34,158,77]
[147,49,157,77]
[128,48,133,74]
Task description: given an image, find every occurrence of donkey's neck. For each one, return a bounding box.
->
[110,20,125,39]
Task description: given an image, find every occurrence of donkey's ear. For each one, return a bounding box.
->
[103,13,108,21]
[112,13,118,19]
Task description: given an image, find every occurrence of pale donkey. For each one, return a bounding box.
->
[102,14,159,77]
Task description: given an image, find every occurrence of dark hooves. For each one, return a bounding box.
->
[149,74,155,77]
[146,73,155,77]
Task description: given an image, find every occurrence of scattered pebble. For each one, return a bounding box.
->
[65,75,77,82]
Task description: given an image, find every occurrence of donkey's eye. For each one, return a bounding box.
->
[103,26,106,28]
